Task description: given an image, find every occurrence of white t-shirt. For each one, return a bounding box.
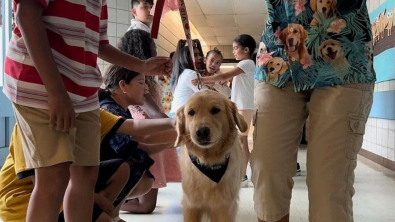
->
[127,19,151,32]
[170,69,207,113]
[231,59,255,110]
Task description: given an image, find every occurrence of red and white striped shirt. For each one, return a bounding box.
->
[3,0,109,113]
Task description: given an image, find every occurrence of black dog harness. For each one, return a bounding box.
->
[189,154,230,183]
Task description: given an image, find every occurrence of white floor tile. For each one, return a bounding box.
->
[118,148,395,222]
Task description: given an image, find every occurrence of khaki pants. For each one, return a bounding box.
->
[13,104,101,168]
[251,81,374,222]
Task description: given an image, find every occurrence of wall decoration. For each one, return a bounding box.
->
[370,1,395,82]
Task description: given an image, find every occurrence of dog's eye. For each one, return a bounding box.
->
[188,109,195,116]
[211,107,220,114]
[277,63,280,66]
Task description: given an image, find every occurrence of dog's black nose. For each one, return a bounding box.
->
[327,47,333,53]
[196,127,210,140]
[269,67,275,71]
[322,7,327,12]
[288,38,294,45]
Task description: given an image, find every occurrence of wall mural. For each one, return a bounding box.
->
[370,1,395,82]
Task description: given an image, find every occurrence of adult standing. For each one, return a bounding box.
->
[251,0,375,221]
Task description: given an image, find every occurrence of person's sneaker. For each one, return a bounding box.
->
[241,175,248,188]
[295,162,302,176]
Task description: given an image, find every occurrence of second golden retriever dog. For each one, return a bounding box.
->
[310,0,337,25]
[175,90,248,222]
[319,39,350,72]
[266,57,288,83]
[279,24,308,62]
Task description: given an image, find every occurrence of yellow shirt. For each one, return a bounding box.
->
[0,109,122,222]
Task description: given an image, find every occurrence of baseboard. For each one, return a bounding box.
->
[359,148,395,172]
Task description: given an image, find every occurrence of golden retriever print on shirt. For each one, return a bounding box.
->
[318,39,350,72]
[310,0,338,25]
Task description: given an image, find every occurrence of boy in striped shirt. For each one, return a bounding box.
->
[3,0,171,221]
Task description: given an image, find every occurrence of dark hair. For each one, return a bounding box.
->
[252,52,257,64]
[119,29,153,60]
[131,0,153,8]
[205,47,223,60]
[169,51,175,60]
[98,66,140,101]
[118,29,159,96]
[233,34,256,58]
[171,39,195,92]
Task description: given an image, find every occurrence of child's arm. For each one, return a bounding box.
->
[138,142,175,155]
[191,67,244,86]
[116,118,176,137]
[132,129,177,145]
[98,44,172,76]
[16,0,75,132]
[140,94,169,119]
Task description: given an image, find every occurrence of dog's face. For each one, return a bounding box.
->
[266,57,287,75]
[175,90,248,149]
[319,39,342,62]
[279,24,307,54]
[311,0,337,17]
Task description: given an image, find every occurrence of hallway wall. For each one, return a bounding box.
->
[362,0,395,170]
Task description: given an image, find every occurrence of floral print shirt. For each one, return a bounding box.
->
[255,0,376,92]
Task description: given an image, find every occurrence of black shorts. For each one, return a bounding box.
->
[58,159,126,222]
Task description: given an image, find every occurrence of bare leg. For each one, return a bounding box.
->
[258,214,289,222]
[63,165,99,222]
[120,188,158,214]
[27,163,70,222]
[239,135,250,177]
[95,213,112,222]
[113,173,153,215]
[99,163,129,201]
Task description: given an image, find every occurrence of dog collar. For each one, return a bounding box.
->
[189,154,230,184]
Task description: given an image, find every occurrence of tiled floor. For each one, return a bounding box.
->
[119,147,395,222]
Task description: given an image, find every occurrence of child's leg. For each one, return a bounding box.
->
[27,163,70,222]
[63,165,99,222]
[12,104,76,222]
[238,110,254,177]
[121,188,159,214]
[63,110,101,222]
[114,173,154,214]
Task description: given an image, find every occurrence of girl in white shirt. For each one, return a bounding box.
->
[201,48,231,98]
[192,34,256,185]
[169,40,206,117]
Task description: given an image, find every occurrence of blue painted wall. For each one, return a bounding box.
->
[370,90,395,120]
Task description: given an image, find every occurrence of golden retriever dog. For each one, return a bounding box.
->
[310,0,337,25]
[279,24,308,62]
[318,39,350,72]
[175,90,248,222]
[266,57,288,83]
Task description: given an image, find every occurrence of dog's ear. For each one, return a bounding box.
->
[279,28,287,45]
[298,25,308,42]
[310,0,317,12]
[174,106,186,147]
[330,0,337,16]
[227,101,248,133]
[279,60,288,75]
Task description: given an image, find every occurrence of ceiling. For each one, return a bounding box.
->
[184,0,267,46]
